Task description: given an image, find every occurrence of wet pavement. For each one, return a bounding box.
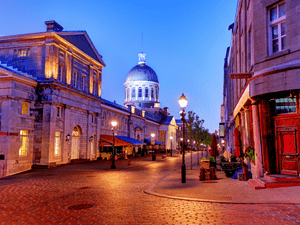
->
[1,152,300,224]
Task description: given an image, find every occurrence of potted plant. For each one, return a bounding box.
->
[245,146,255,163]
[208,156,216,168]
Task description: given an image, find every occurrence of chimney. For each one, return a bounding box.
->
[45,20,63,32]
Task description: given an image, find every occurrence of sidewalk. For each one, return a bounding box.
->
[144,161,300,204]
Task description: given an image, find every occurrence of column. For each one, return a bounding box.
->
[251,101,263,179]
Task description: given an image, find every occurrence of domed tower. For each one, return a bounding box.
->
[124,52,160,109]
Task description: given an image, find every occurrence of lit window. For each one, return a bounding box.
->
[22,102,29,115]
[90,134,95,157]
[269,2,286,55]
[54,131,61,156]
[275,97,296,115]
[17,48,31,57]
[19,130,29,156]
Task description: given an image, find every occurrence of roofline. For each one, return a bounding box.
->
[0,31,105,68]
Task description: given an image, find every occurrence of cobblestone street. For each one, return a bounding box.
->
[1,154,300,224]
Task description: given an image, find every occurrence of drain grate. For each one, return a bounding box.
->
[68,204,94,210]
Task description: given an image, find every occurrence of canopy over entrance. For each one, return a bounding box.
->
[99,135,145,147]
[144,138,164,145]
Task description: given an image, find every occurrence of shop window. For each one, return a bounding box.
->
[54,131,61,156]
[19,130,29,156]
[22,102,30,115]
[275,97,296,115]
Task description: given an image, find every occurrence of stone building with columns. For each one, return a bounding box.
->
[222,0,300,182]
[0,21,177,177]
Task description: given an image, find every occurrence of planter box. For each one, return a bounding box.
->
[201,160,210,170]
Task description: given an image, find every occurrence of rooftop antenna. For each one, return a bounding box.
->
[138,33,146,65]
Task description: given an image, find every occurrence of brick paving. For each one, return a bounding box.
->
[0,153,300,224]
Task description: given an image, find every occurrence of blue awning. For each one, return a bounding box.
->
[116,136,146,145]
[144,138,164,145]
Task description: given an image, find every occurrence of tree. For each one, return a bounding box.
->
[186,111,211,162]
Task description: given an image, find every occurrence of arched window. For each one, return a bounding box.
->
[145,87,149,98]
[132,88,136,98]
[151,88,154,98]
[156,88,159,100]
[138,87,142,97]
[127,88,129,99]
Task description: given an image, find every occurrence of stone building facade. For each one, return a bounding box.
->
[0,21,177,177]
[222,0,300,179]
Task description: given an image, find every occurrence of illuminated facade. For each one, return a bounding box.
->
[0,21,177,177]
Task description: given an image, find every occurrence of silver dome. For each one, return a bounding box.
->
[125,64,159,83]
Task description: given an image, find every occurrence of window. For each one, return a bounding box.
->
[92,114,96,124]
[57,106,62,118]
[17,48,31,57]
[248,29,252,70]
[54,131,61,156]
[58,65,63,81]
[132,88,136,98]
[19,130,29,156]
[274,97,296,115]
[151,88,154,98]
[77,73,82,89]
[82,75,86,91]
[269,2,286,54]
[138,87,142,97]
[145,87,149,98]
[22,102,30,115]
[72,71,77,87]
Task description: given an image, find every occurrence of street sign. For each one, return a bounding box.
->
[230,73,252,79]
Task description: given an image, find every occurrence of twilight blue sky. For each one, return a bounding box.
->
[1,0,237,133]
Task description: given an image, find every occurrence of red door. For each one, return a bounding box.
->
[278,129,299,175]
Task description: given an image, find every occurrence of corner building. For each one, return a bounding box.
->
[222,0,300,179]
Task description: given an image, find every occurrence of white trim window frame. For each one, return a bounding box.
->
[268,1,286,55]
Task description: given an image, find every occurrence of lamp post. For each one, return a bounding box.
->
[179,93,188,183]
[170,136,173,157]
[151,133,156,161]
[111,121,117,169]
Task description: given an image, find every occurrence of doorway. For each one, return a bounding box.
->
[71,126,81,160]
[277,127,299,175]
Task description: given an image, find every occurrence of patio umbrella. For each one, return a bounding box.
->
[209,134,219,158]
[223,150,232,161]
[233,127,242,158]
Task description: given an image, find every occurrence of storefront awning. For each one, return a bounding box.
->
[116,136,146,145]
[99,135,133,147]
[144,138,164,145]
[99,135,146,147]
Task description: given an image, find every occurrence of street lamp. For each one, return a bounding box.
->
[170,136,173,157]
[151,133,156,161]
[111,121,117,169]
[178,93,188,183]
